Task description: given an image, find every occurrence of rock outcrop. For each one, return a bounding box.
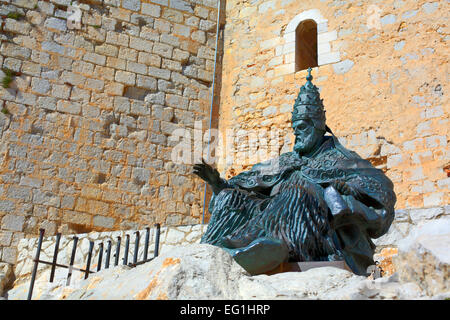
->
[6,222,449,300]
[393,218,450,297]
[0,263,14,298]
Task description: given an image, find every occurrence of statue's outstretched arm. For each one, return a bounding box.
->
[193,159,230,195]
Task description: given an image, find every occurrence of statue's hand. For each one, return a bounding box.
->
[193,159,227,194]
[330,180,363,200]
[330,180,352,195]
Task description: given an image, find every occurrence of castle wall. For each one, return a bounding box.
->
[217,0,449,213]
[0,0,222,264]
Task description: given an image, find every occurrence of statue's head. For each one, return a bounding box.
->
[292,68,326,156]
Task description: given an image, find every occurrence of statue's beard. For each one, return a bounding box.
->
[294,132,322,155]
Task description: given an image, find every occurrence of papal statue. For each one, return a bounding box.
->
[193,69,396,276]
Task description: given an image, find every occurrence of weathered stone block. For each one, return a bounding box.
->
[161,59,182,72]
[332,59,354,74]
[70,87,90,102]
[3,57,22,73]
[409,207,444,224]
[114,96,131,113]
[186,16,200,28]
[166,94,189,110]
[7,185,32,201]
[72,60,94,75]
[106,31,130,46]
[422,2,439,14]
[115,70,136,85]
[61,71,86,86]
[402,10,418,20]
[63,211,91,225]
[172,48,190,63]
[15,92,37,106]
[138,52,161,67]
[423,193,443,207]
[1,42,31,59]
[44,17,67,32]
[197,46,214,60]
[130,100,151,116]
[199,19,215,32]
[83,52,106,66]
[0,200,15,213]
[95,44,119,57]
[122,0,141,11]
[127,61,147,75]
[148,66,171,80]
[197,69,212,82]
[273,63,294,77]
[2,215,25,232]
[4,18,31,35]
[145,92,165,105]
[82,105,101,118]
[0,232,12,246]
[1,247,17,264]
[136,75,157,90]
[118,47,138,62]
[93,215,115,228]
[106,56,126,70]
[31,78,50,95]
[140,26,160,41]
[380,14,396,26]
[170,0,193,12]
[153,42,173,59]
[56,100,81,115]
[190,30,205,44]
[105,82,125,96]
[130,37,153,52]
[37,96,57,111]
[142,2,161,17]
[173,24,191,38]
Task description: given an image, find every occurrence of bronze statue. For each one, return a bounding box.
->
[193,69,396,276]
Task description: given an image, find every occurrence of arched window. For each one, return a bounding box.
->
[295,19,318,72]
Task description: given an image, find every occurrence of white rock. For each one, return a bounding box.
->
[394,218,450,296]
[6,240,449,300]
[0,263,14,297]
[238,267,365,299]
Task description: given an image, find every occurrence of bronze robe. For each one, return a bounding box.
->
[201,135,396,275]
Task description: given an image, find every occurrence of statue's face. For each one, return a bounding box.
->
[292,118,324,156]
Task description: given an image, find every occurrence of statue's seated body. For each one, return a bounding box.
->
[194,69,396,276]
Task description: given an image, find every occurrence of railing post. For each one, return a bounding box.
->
[105,240,112,269]
[133,231,139,265]
[66,236,79,286]
[114,236,121,266]
[27,228,45,300]
[143,227,150,261]
[123,234,130,266]
[154,223,160,258]
[84,241,94,279]
[97,242,104,272]
[49,233,61,283]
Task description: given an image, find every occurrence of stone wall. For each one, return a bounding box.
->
[13,223,207,286]
[216,0,448,215]
[0,0,222,265]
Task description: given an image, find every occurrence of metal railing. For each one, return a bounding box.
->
[27,223,161,300]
